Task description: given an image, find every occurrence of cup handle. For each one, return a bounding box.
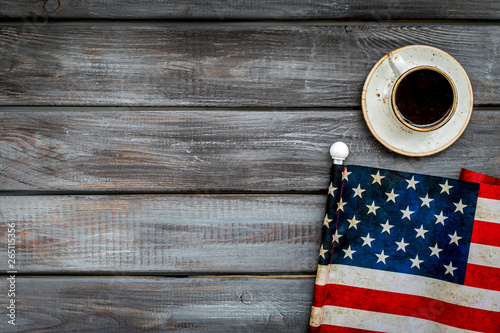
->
[388,53,407,77]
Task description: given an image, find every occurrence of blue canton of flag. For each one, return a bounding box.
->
[331,166,479,284]
[326,165,479,284]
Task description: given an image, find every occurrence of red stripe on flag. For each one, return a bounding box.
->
[322,284,499,333]
[471,220,500,247]
[312,284,327,308]
[478,183,500,200]
[464,263,500,291]
[460,169,500,187]
[309,325,382,333]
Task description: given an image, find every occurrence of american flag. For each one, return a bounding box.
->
[309,165,500,332]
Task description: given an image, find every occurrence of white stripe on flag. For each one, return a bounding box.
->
[325,264,500,312]
[468,243,500,268]
[317,305,480,333]
[476,197,500,223]
[314,264,329,286]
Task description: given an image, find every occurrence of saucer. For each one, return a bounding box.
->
[361,45,473,157]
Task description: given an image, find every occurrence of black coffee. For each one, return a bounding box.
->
[394,69,454,127]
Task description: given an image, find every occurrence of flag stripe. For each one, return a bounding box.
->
[478,183,500,200]
[460,169,500,188]
[316,306,482,333]
[468,243,500,268]
[312,284,327,308]
[476,197,500,223]
[309,305,323,328]
[471,220,500,247]
[321,284,498,332]
[325,264,500,311]
[314,264,329,286]
[464,263,500,291]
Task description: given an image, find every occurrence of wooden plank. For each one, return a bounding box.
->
[0,24,499,107]
[1,0,499,20]
[0,195,325,274]
[0,276,314,332]
[0,109,498,192]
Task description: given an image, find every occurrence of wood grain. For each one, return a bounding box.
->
[1,0,499,20]
[0,194,325,274]
[0,276,314,332]
[0,4,497,333]
[0,109,498,192]
[1,24,500,107]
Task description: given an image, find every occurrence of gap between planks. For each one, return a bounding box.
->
[0,273,317,278]
[1,19,500,26]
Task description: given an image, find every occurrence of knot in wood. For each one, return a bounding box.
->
[43,0,60,13]
[239,291,255,304]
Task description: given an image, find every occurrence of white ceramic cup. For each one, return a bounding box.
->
[388,53,458,132]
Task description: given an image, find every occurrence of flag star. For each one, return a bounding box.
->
[319,244,328,259]
[361,233,375,247]
[352,184,366,198]
[448,231,462,246]
[332,230,343,244]
[419,194,434,208]
[400,206,414,220]
[342,169,352,181]
[434,211,448,225]
[439,180,453,194]
[385,188,400,203]
[347,215,361,229]
[328,182,337,196]
[405,176,420,190]
[395,237,409,252]
[410,255,424,269]
[342,245,356,259]
[380,220,394,234]
[375,250,389,264]
[444,261,458,276]
[337,198,347,212]
[429,243,443,258]
[366,201,380,215]
[371,171,385,185]
[414,225,429,239]
[323,214,333,227]
[453,199,467,214]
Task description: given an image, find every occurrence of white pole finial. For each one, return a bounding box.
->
[330,142,349,165]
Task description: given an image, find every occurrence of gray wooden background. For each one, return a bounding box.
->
[0,1,499,332]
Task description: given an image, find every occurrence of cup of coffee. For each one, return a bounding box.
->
[388,54,457,132]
